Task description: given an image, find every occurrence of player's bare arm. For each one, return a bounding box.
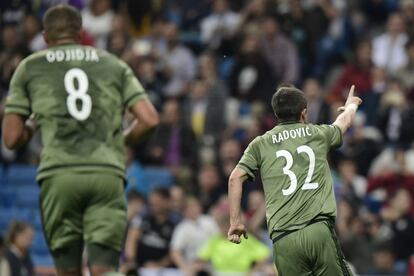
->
[124,98,159,145]
[333,85,363,134]
[228,167,249,244]
[2,113,36,150]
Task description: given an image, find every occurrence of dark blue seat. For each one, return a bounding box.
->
[32,232,50,255]
[32,212,43,231]
[32,253,54,267]
[5,165,37,181]
[0,187,17,208]
[16,186,40,208]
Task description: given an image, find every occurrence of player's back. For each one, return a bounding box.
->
[6,44,146,181]
[239,122,342,237]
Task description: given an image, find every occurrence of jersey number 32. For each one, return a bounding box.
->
[64,68,92,121]
[276,145,319,196]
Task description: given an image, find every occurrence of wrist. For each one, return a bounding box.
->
[346,103,358,112]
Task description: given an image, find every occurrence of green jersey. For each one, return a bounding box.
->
[237,122,342,236]
[5,44,147,181]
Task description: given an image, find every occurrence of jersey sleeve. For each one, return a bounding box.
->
[4,61,31,116]
[317,124,343,149]
[121,62,148,110]
[236,137,261,181]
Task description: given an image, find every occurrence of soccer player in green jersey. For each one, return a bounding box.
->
[227,84,362,275]
[2,5,159,276]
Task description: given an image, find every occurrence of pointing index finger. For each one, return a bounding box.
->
[348,85,355,99]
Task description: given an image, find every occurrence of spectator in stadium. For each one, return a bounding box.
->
[107,16,130,57]
[372,13,408,73]
[368,150,414,215]
[368,243,400,275]
[187,78,226,139]
[22,14,45,52]
[229,33,275,105]
[0,221,34,276]
[133,56,165,110]
[200,0,240,52]
[125,187,176,269]
[161,22,197,97]
[198,52,224,88]
[344,117,383,176]
[196,164,226,212]
[337,159,367,201]
[218,138,242,181]
[244,190,266,239]
[380,189,414,265]
[400,0,414,38]
[126,190,146,223]
[302,78,331,124]
[377,80,414,147]
[170,197,219,275]
[170,185,186,223]
[238,0,272,33]
[198,200,270,275]
[329,40,373,103]
[394,38,414,97]
[146,99,197,170]
[81,0,114,49]
[260,16,299,84]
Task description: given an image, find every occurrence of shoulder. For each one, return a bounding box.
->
[373,34,388,45]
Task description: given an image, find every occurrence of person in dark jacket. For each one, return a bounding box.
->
[0,221,34,276]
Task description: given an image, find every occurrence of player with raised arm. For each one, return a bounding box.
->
[2,5,159,276]
[227,85,361,275]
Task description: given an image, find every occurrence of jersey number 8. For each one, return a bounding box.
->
[276,145,319,196]
[64,68,92,121]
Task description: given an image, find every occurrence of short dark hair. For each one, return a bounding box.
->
[6,221,32,245]
[151,187,171,199]
[127,190,145,202]
[271,84,307,122]
[43,4,82,41]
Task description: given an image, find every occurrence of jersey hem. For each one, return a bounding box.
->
[5,105,31,116]
[36,164,126,182]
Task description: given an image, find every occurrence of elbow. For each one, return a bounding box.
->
[148,112,160,129]
[2,131,20,150]
[228,173,241,188]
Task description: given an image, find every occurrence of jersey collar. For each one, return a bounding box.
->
[278,121,301,125]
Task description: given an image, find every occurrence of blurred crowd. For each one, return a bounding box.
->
[1,0,414,275]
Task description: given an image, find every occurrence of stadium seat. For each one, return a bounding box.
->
[5,164,37,181]
[0,187,17,208]
[0,208,33,234]
[32,232,50,255]
[32,253,54,267]
[16,186,40,208]
[141,167,173,194]
[32,212,43,231]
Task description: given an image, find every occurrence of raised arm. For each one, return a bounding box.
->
[333,85,362,134]
[228,167,249,244]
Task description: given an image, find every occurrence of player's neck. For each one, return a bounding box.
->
[48,38,79,47]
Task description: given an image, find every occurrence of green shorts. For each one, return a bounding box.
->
[40,173,127,268]
[273,221,353,276]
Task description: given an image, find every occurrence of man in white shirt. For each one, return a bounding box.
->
[162,22,197,96]
[372,13,408,73]
[201,0,240,49]
[170,197,219,275]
